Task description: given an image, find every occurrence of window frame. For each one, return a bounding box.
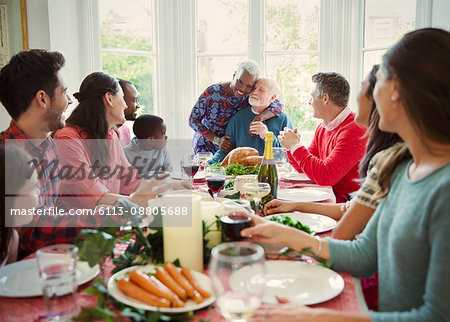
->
[98,0,157,115]
[91,0,434,140]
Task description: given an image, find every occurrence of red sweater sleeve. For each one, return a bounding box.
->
[290,121,367,187]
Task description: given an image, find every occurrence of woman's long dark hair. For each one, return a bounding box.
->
[375,28,450,200]
[0,145,34,264]
[67,72,120,168]
[359,64,403,178]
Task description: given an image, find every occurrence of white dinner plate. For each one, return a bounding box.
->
[0,258,100,297]
[230,260,344,305]
[281,172,312,182]
[265,212,337,234]
[277,188,330,202]
[108,264,215,313]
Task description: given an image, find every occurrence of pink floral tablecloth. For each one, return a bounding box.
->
[0,178,363,321]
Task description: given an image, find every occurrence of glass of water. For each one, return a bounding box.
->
[196,151,213,170]
[36,244,78,322]
[209,242,265,321]
[273,147,288,175]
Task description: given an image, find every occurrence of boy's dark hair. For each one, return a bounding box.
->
[133,114,164,139]
[0,49,65,120]
[117,78,132,90]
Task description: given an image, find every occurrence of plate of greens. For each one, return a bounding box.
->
[210,163,260,177]
[265,212,337,234]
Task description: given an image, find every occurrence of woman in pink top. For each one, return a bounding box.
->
[54,72,188,211]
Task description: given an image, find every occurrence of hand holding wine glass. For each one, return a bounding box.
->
[206,166,226,200]
[209,242,265,321]
[196,151,213,170]
[220,201,252,241]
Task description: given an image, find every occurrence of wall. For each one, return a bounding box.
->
[0,0,96,130]
[432,0,450,30]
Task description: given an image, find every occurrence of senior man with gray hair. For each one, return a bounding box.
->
[189,60,284,154]
[209,77,293,164]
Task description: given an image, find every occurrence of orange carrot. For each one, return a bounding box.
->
[164,263,204,304]
[117,279,171,308]
[155,266,187,301]
[181,267,211,299]
[129,269,184,308]
[148,274,185,308]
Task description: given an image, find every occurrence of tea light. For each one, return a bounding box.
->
[162,193,203,271]
[201,201,224,248]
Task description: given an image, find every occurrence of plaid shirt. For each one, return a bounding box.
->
[1,121,113,258]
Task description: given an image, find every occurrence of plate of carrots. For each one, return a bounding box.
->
[108,262,215,313]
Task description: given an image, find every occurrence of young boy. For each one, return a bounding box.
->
[124,114,173,178]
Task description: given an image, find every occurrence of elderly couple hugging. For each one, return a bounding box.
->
[189,60,292,164]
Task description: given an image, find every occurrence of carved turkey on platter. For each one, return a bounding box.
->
[220,147,263,167]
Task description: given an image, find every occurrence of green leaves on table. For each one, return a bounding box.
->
[210,163,260,176]
[223,179,234,190]
[112,227,164,274]
[77,230,116,268]
[73,277,194,322]
[268,214,314,234]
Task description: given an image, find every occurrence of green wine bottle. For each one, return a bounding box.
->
[257,132,278,204]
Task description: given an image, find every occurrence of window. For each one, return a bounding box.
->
[265,0,320,131]
[99,0,155,114]
[92,0,431,140]
[362,0,416,77]
[196,0,320,131]
[196,0,248,93]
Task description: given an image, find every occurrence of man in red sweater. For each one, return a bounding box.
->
[279,72,367,202]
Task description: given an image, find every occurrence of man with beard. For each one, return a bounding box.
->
[0,51,191,259]
[189,60,284,154]
[209,77,293,164]
[0,49,73,258]
[117,79,141,146]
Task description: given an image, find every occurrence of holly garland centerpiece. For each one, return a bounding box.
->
[73,198,221,322]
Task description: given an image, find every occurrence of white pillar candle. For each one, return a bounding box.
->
[201,201,224,249]
[161,193,203,272]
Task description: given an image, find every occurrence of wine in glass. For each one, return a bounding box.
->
[206,166,226,200]
[221,199,252,213]
[242,182,271,215]
[209,242,265,321]
[180,154,199,183]
[220,201,252,241]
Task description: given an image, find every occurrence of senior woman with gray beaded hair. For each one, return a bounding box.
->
[189,60,284,154]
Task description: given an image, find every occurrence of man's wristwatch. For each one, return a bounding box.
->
[212,136,221,146]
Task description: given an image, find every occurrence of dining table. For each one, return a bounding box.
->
[0,173,368,321]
